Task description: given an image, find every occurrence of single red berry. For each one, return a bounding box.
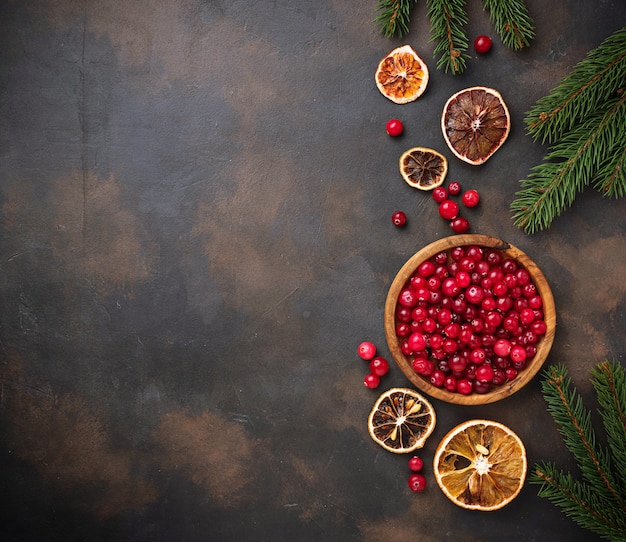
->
[438,200,459,220]
[357,341,377,361]
[392,210,407,227]
[408,456,424,472]
[474,35,492,54]
[408,473,427,492]
[450,217,470,233]
[363,373,380,389]
[462,189,480,208]
[432,186,448,203]
[369,356,389,377]
[448,181,462,195]
[386,119,404,137]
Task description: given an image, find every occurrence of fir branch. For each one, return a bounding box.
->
[593,135,626,198]
[482,0,534,50]
[526,26,626,143]
[511,92,626,234]
[532,463,626,540]
[592,361,626,500]
[531,363,626,540]
[539,365,622,504]
[427,0,469,75]
[375,0,418,39]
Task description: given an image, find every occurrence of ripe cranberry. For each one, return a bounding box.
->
[451,217,470,233]
[432,187,448,203]
[408,332,427,352]
[474,35,492,54]
[441,277,461,297]
[430,370,445,387]
[457,379,473,395]
[358,341,376,360]
[417,261,435,277]
[505,367,518,380]
[448,181,462,195]
[494,339,512,357]
[510,345,527,364]
[408,473,427,492]
[439,200,459,220]
[473,379,491,394]
[412,357,433,375]
[465,285,484,305]
[363,373,380,388]
[392,211,407,227]
[455,271,471,288]
[369,356,389,377]
[385,118,404,136]
[408,456,424,472]
[398,288,418,308]
[531,319,547,335]
[461,189,480,208]
[444,376,458,392]
[476,364,494,383]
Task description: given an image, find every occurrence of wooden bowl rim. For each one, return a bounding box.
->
[384,234,556,405]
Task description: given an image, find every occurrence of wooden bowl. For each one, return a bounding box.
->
[384,235,556,405]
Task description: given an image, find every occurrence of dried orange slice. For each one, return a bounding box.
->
[433,419,527,511]
[441,86,511,165]
[375,45,429,104]
[399,147,448,190]
[368,388,436,453]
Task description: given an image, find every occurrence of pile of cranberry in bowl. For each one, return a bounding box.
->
[384,235,556,405]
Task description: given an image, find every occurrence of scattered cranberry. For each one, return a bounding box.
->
[448,181,462,195]
[358,341,377,361]
[369,356,389,377]
[392,210,407,227]
[462,189,480,208]
[432,187,448,203]
[439,200,459,220]
[386,119,404,137]
[408,456,424,472]
[474,35,492,54]
[408,473,427,492]
[450,217,470,233]
[363,373,380,388]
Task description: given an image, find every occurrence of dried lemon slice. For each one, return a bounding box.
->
[375,45,429,104]
[399,147,448,190]
[368,388,436,453]
[441,86,511,165]
[433,419,527,511]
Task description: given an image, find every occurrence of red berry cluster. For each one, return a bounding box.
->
[358,341,389,388]
[394,245,547,395]
[432,181,480,233]
[407,455,427,492]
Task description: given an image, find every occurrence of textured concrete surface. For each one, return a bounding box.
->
[0,1,624,541]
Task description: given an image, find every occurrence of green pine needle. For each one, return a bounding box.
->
[531,363,626,540]
[427,0,469,75]
[526,26,626,144]
[511,92,626,234]
[482,0,534,50]
[375,0,418,39]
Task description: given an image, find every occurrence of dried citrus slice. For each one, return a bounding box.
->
[441,86,511,165]
[433,419,527,511]
[375,45,429,104]
[368,387,436,453]
[399,147,448,190]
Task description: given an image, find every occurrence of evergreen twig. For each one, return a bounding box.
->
[427,0,469,75]
[375,0,418,39]
[526,26,626,144]
[531,362,626,541]
[511,92,626,234]
[482,0,534,50]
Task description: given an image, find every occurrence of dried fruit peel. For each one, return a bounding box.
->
[433,419,527,511]
[399,147,448,190]
[375,45,429,104]
[441,87,511,165]
[368,387,436,453]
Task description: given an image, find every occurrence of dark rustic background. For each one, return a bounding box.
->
[1,1,624,541]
